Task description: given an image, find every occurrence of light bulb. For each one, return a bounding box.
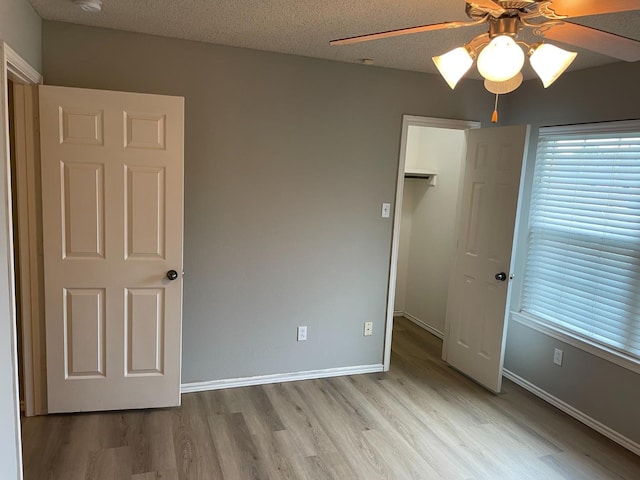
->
[477,35,524,82]
[530,43,577,88]
[432,47,474,89]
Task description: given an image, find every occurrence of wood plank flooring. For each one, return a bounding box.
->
[21,317,640,479]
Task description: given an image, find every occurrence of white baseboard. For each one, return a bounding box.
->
[181,364,385,394]
[402,312,444,339]
[503,369,640,456]
[393,310,404,317]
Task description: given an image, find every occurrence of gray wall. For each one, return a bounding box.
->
[41,21,493,383]
[504,61,640,444]
[0,0,41,478]
[0,0,41,69]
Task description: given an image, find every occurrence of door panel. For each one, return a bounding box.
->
[444,125,529,393]
[125,288,164,376]
[126,166,165,259]
[64,288,105,378]
[62,162,105,258]
[40,85,184,413]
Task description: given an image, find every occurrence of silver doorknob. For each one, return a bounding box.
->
[495,272,507,281]
[167,270,179,281]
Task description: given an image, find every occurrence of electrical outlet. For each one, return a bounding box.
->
[553,348,563,366]
[297,326,307,342]
[364,321,373,336]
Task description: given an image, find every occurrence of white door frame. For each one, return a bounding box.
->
[0,41,42,480]
[383,115,481,370]
[13,81,46,417]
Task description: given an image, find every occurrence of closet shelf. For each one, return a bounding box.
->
[404,169,437,185]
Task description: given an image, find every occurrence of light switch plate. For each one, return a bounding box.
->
[382,203,391,218]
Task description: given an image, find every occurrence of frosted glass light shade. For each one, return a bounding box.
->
[432,47,474,89]
[530,43,577,88]
[477,35,525,82]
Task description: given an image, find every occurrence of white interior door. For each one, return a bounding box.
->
[443,125,529,393]
[40,85,184,413]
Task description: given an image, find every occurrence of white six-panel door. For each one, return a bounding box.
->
[443,125,529,393]
[40,85,184,413]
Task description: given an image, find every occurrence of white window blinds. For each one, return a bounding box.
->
[522,121,640,360]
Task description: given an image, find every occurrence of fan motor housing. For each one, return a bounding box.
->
[466,0,539,20]
[489,17,523,37]
[498,0,538,10]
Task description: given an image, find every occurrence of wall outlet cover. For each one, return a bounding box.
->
[297,326,307,341]
[553,348,563,366]
[364,321,373,336]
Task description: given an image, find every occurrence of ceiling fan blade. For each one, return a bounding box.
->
[537,21,640,61]
[546,0,640,18]
[330,21,481,46]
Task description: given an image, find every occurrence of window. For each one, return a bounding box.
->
[522,121,640,362]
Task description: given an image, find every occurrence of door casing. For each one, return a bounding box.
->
[12,83,46,417]
[0,41,42,480]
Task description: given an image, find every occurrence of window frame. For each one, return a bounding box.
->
[515,119,640,374]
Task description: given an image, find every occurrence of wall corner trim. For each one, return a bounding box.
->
[503,368,640,456]
[181,364,385,394]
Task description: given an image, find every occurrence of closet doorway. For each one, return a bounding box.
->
[383,116,480,368]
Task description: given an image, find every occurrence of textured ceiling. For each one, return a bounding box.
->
[29,0,640,79]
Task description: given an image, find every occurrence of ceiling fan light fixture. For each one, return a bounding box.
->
[432,47,474,89]
[477,35,525,82]
[529,43,577,88]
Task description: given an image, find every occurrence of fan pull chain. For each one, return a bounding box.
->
[492,93,499,123]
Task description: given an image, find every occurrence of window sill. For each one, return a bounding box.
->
[509,311,640,375]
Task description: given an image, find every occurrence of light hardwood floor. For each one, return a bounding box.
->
[21,317,640,479]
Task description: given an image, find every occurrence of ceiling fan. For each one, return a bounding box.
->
[331,0,640,113]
